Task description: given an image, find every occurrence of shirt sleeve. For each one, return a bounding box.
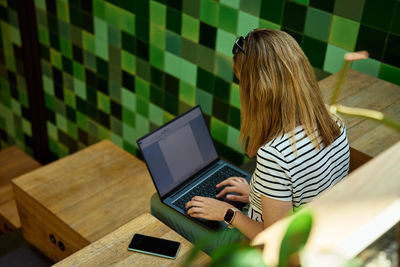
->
[253,146,292,202]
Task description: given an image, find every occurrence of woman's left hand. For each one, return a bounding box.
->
[186,196,235,221]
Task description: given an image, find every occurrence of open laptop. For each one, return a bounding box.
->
[137,106,251,230]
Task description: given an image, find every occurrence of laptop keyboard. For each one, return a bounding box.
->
[173,166,243,211]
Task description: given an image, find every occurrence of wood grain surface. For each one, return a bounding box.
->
[0,146,41,232]
[12,140,156,261]
[319,69,400,157]
[54,213,209,267]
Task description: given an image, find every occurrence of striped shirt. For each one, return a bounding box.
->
[248,121,350,222]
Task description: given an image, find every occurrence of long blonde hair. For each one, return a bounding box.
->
[233,29,340,157]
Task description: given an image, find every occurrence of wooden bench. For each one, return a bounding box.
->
[12,140,156,262]
[0,146,41,234]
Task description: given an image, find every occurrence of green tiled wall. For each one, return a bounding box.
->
[0,0,33,155]
[2,0,399,165]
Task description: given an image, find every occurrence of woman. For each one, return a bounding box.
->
[186,29,350,239]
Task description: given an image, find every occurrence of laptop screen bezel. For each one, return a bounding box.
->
[137,105,220,200]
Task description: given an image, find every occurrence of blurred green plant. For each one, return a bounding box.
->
[329,51,400,133]
[182,210,313,267]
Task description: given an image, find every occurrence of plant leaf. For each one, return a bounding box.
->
[278,210,313,267]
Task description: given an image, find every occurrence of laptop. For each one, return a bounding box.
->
[137,106,251,230]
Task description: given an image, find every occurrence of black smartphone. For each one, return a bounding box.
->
[128,233,181,259]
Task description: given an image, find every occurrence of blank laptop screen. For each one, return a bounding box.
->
[138,107,218,198]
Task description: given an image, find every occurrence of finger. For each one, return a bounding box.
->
[186,199,203,209]
[226,194,243,202]
[191,195,205,201]
[216,177,241,188]
[187,206,203,215]
[216,186,238,198]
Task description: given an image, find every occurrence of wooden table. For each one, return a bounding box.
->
[12,140,156,262]
[53,213,209,266]
[319,69,400,157]
[0,146,41,233]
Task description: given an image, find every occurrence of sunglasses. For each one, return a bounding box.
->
[232,36,246,55]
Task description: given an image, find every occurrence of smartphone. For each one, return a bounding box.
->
[128,233,181,259]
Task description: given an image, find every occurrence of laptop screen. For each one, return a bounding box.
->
[137,106,218,198]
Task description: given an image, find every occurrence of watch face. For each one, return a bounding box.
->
[224,209,234,224]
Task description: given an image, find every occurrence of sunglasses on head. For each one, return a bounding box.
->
[232,36,246,55]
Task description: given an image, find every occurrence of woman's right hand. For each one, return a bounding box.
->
[216,177,250,203]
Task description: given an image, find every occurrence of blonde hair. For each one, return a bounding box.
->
[233,29,340,157]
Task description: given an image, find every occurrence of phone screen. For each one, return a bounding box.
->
[128,233,181,259]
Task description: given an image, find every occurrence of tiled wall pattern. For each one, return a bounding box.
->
[2,0,400,165]
[0,0,34,155]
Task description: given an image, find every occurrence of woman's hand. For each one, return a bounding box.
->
[216,177,250,203]
[186,196,235,221]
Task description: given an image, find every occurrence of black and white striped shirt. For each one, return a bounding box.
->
[248,122,350,222]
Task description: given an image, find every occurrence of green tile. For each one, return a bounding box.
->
[97,91,110,114]
[64,89,76,108]
[98,124,110,140]
[237,11,259,36]
[164,51,181,78]
[35,0,46,10]
[291,0,309,5]
[74,77,86,100]
[82,31,95,53]
[334,0,364,21]
[216,29,236,57]
[38,25,50,45]
[150,1,166,27]
[94,17,108,41]
[166,30,181,56]
[120,9,135,35]
[121,50,136,75]
[215,54,233,82]
[93,0,106,20]
[122,123,136,143]
[56,0,69,22]
[22,119,32,136]
[258,19,281,30]
[323,44,348,73]
[149,102,164,125]
[111,132,123,147]
[196,45,215,73]
[136,113,150,138]
[136,77,150,100]
[122,107,136,127]
[47,121,57,140]
[379,64,400,86]
[121,88,136,111]
[200,0,219,27]
[210,117,228,143]
[329,15,360,51]
[60,37,72,58]
[43,75,55,95]
[50,49,62,69]
[67,120,78,139]
[11,99,21,116]
[304,7,332,42]
[196,88,212,115]
[137,97,149,117]
[56,113,68,132]
[179,80,196,105]
[390,2,400,35]
[351,58,381,77]
[230,83,241,108]
[150,44,165,69]
[105,2,121,28]
[18,90,29,108]
[361,0,395,31]
[163,111,175,123]
[150,23,166,49]
[227,126,242,153]
[10,25,21,46]
[218,4,238,34]
[73,62,85,81]
[181,14,199,42]
[76,111,88,131]
[221,0,240,9]
[180,58,197,86]
[95,38,108,61]
[240,0,262,16]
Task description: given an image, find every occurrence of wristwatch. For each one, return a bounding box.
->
[223,208,240,226]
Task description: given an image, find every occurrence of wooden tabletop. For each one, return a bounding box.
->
[53,213,210,266]
[319,69,400,157]
[13,140,156,244]
[253,141,400,266]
